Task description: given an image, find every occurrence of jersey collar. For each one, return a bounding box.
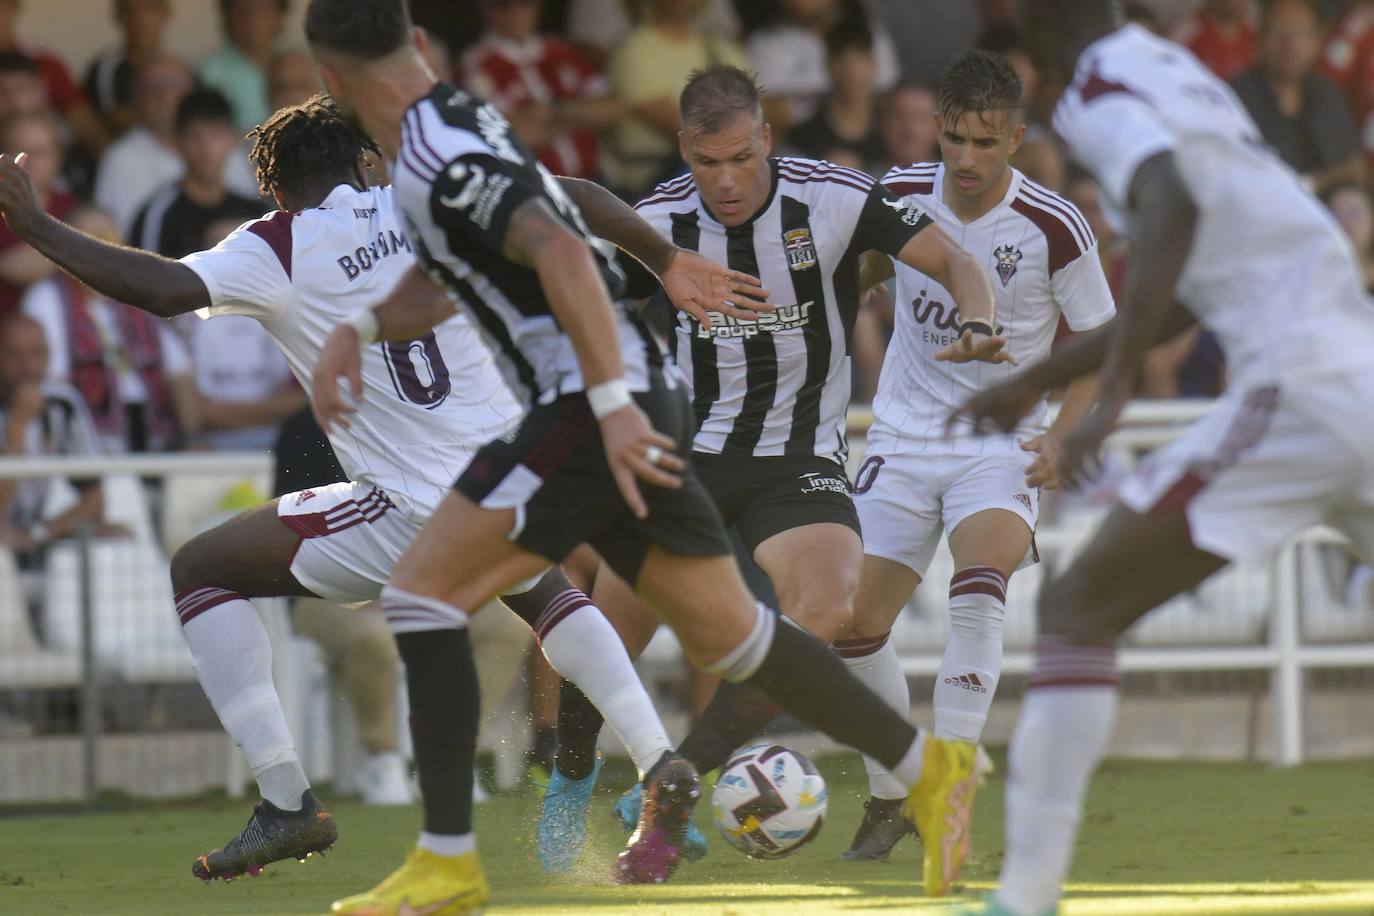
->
[319,184,360,210]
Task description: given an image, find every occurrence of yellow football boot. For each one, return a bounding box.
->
[331,847,488,915]
[902,736,980,897]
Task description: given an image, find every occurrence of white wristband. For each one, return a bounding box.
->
[587,378,632,419]
[344,308,380,345]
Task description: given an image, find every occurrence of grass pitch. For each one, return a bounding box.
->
[1,753,1372,915]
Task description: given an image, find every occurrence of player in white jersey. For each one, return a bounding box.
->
[0,96,725,884]
[836,50,1116,862]
[951,4,1374,914]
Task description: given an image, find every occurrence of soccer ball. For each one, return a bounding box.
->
[711,743,827,859]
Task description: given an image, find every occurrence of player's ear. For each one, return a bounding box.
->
[315,59,344,100]
[413,26,434,77]
[678,130,688,162]
[1007,121,1027,157]
[761,121,772,157]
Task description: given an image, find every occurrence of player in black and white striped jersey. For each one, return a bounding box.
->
[587,65,1010,806]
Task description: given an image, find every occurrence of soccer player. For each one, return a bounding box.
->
[837,49,1115,861]
[951,3,1374,914]
[551,62,1012,856]
[0,95,726,885]
[305,1,992,909]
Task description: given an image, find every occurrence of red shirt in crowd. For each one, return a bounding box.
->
[461,34,605,180]
[0,190,77,315]
[1322,3,1374,168]
[1181,10,1257,82]
[30,47,87,115]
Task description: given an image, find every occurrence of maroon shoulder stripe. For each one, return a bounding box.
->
[246,210,295,280]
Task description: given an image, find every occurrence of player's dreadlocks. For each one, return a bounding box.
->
[938,49,1024,132]
[247,94,379,200]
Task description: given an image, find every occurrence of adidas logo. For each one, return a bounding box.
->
[944,672,988,693]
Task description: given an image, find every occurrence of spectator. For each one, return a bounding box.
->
[0,52,97,198]
[785,20,886,173]
[462,0,622,181]
[602,0,749,197]
[565,0,740,70]
[84,0,173,135]
[92,54,192,237]
[199,0,287,134]
[978,23,1039,105]
[1180,0,1257,81]
[1324,182,1374,292]
[267,48,320,112]
[876,82,938,173]
[0,0,108,157]
[0,314,122,554]
[1231,0,1364,195]
[0,112,74,316]
[748,0,900,129]
[1321,0,1374,172]
[129,88,261,260]
[863,0,975,87]
[21,207,196,454]
[270,409,413,805]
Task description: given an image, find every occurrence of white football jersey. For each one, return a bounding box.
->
[181,184,522,519]
[867,163,1115,456]
[1053,24,1374,388]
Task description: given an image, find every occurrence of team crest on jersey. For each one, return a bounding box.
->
[994,244,1023,287]
[783,228,817,271]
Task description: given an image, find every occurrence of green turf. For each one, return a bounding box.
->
[1,753,1372,915]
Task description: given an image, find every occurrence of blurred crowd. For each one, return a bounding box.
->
[2,0,1374,779]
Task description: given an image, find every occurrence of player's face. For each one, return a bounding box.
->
[937,107,1024,201]
[681,110,774,227]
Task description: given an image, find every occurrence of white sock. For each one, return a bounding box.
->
[836,633,909,800]
[176,588,309,810]
[887,727,928,789]
[418,831,475,857]
[934,567,1007,742]
[535,591,672,780]
[996,639,1119,916]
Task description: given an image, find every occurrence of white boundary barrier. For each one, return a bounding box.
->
[2,398,1371,793]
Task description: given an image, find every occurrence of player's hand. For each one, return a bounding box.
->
[599,403,684,519]
[1020,434,1065,490]
[935,328,1018,365]
[661,248,774,331]
[1057,400,1122,489]
[311,324,364,433]
[0,152,42,235]
[947,374,1044,438]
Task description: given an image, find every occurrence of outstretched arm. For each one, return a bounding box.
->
[0,154,209,317]
[892,222,1012,365]
[557,175,773,327]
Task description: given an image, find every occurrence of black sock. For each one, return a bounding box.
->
[553,679,603,780]
[396,628,479,836]
[531,724,558,773]
[742,621,917,771]
[676,681,781,774]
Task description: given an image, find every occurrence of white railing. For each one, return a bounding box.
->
[1,399,1371,805]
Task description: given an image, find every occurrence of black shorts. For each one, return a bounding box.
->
[692,452,861,555]
[453,387,731,584]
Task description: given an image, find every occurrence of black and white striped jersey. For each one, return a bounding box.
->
[634,157,932,461]
[392,82,662,407]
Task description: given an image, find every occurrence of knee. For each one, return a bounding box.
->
[782,592,852,644]
[169,537,212,594]
[1038,573,1118,645]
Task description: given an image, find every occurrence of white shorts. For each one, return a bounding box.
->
[1117,377,1374,563]
[277,481,424,605]
[853,449,1039,578]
